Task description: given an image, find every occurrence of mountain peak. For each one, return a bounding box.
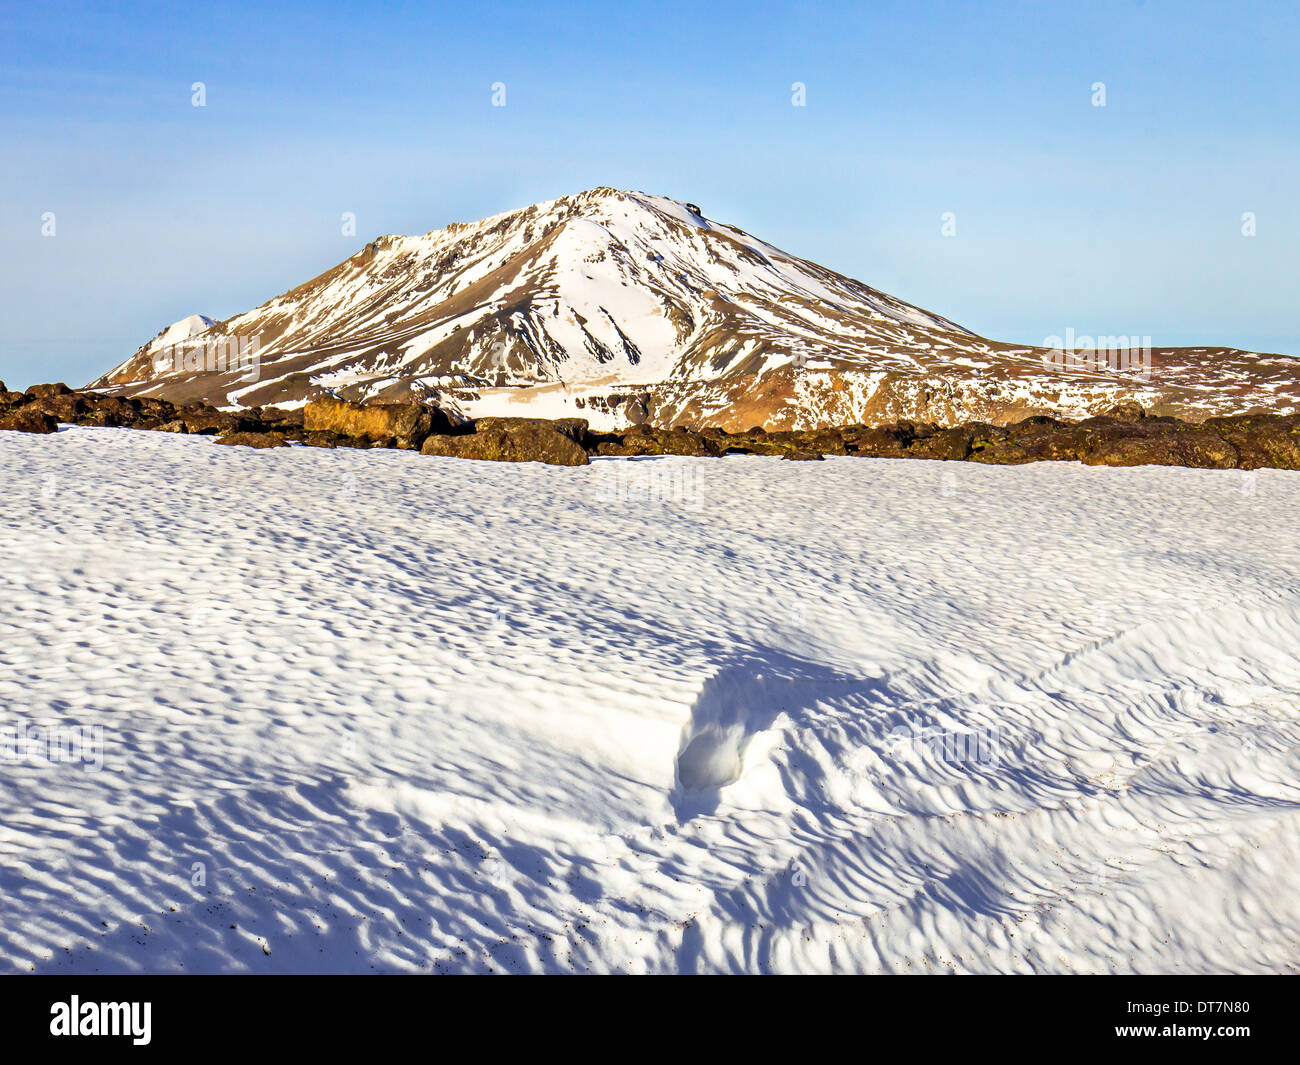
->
[408,188,708,248]
[89,193,1295,430]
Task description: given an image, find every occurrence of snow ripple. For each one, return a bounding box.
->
[1,426,1298,972]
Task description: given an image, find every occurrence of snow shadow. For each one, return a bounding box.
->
[671,646,888,821]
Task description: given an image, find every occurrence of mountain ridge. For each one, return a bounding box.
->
[90,187,1299,430]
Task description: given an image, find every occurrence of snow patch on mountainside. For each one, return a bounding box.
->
[155,314,217,346]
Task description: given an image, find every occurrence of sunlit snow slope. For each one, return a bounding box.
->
[2,428,1299,973]
[91,188,1299,430]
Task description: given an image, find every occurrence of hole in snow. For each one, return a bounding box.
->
[676,723,747,791]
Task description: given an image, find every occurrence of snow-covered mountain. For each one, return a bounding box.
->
[91,188,1298,429]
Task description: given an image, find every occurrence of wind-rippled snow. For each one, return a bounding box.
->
[1,426,1298,973]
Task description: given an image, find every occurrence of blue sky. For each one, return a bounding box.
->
[1,0,1296,388]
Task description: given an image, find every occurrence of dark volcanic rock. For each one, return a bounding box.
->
[1079,422,1239,469]
[596,426,724,457]
[172,407,250,436]
[71,395,139,428]
[15,388,178,430]
[422,424,590,466]
[763,429,848,456]
[909,426,974,461]
[622,397,650,423]
[472,416,590,447]
[23,383,74,401]
[1201,413,1300,470]
[0,408,59,434]
[259,406,306,430]
[215,431,289,449]
[971,417,1090,464]
[21,391,88,422]
[782,449,825,461]
[326,430,374,449]
[645,428,720,456]
[963,422,1010,455]
[1104,400,1146,420]
[845,423,917,458]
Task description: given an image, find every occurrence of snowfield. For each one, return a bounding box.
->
[2,426,1299,974]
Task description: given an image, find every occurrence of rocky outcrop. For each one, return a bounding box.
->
[0,408,59,434]
[421,423,589,466]
[304,395,457,450]
[592,424,725,457]
[1077,422,1239,470]
[7,386,180,431]
[1200,413,1300,470]
[471,417,591,447]
[22,382,75,401]
[167,407,251,435]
